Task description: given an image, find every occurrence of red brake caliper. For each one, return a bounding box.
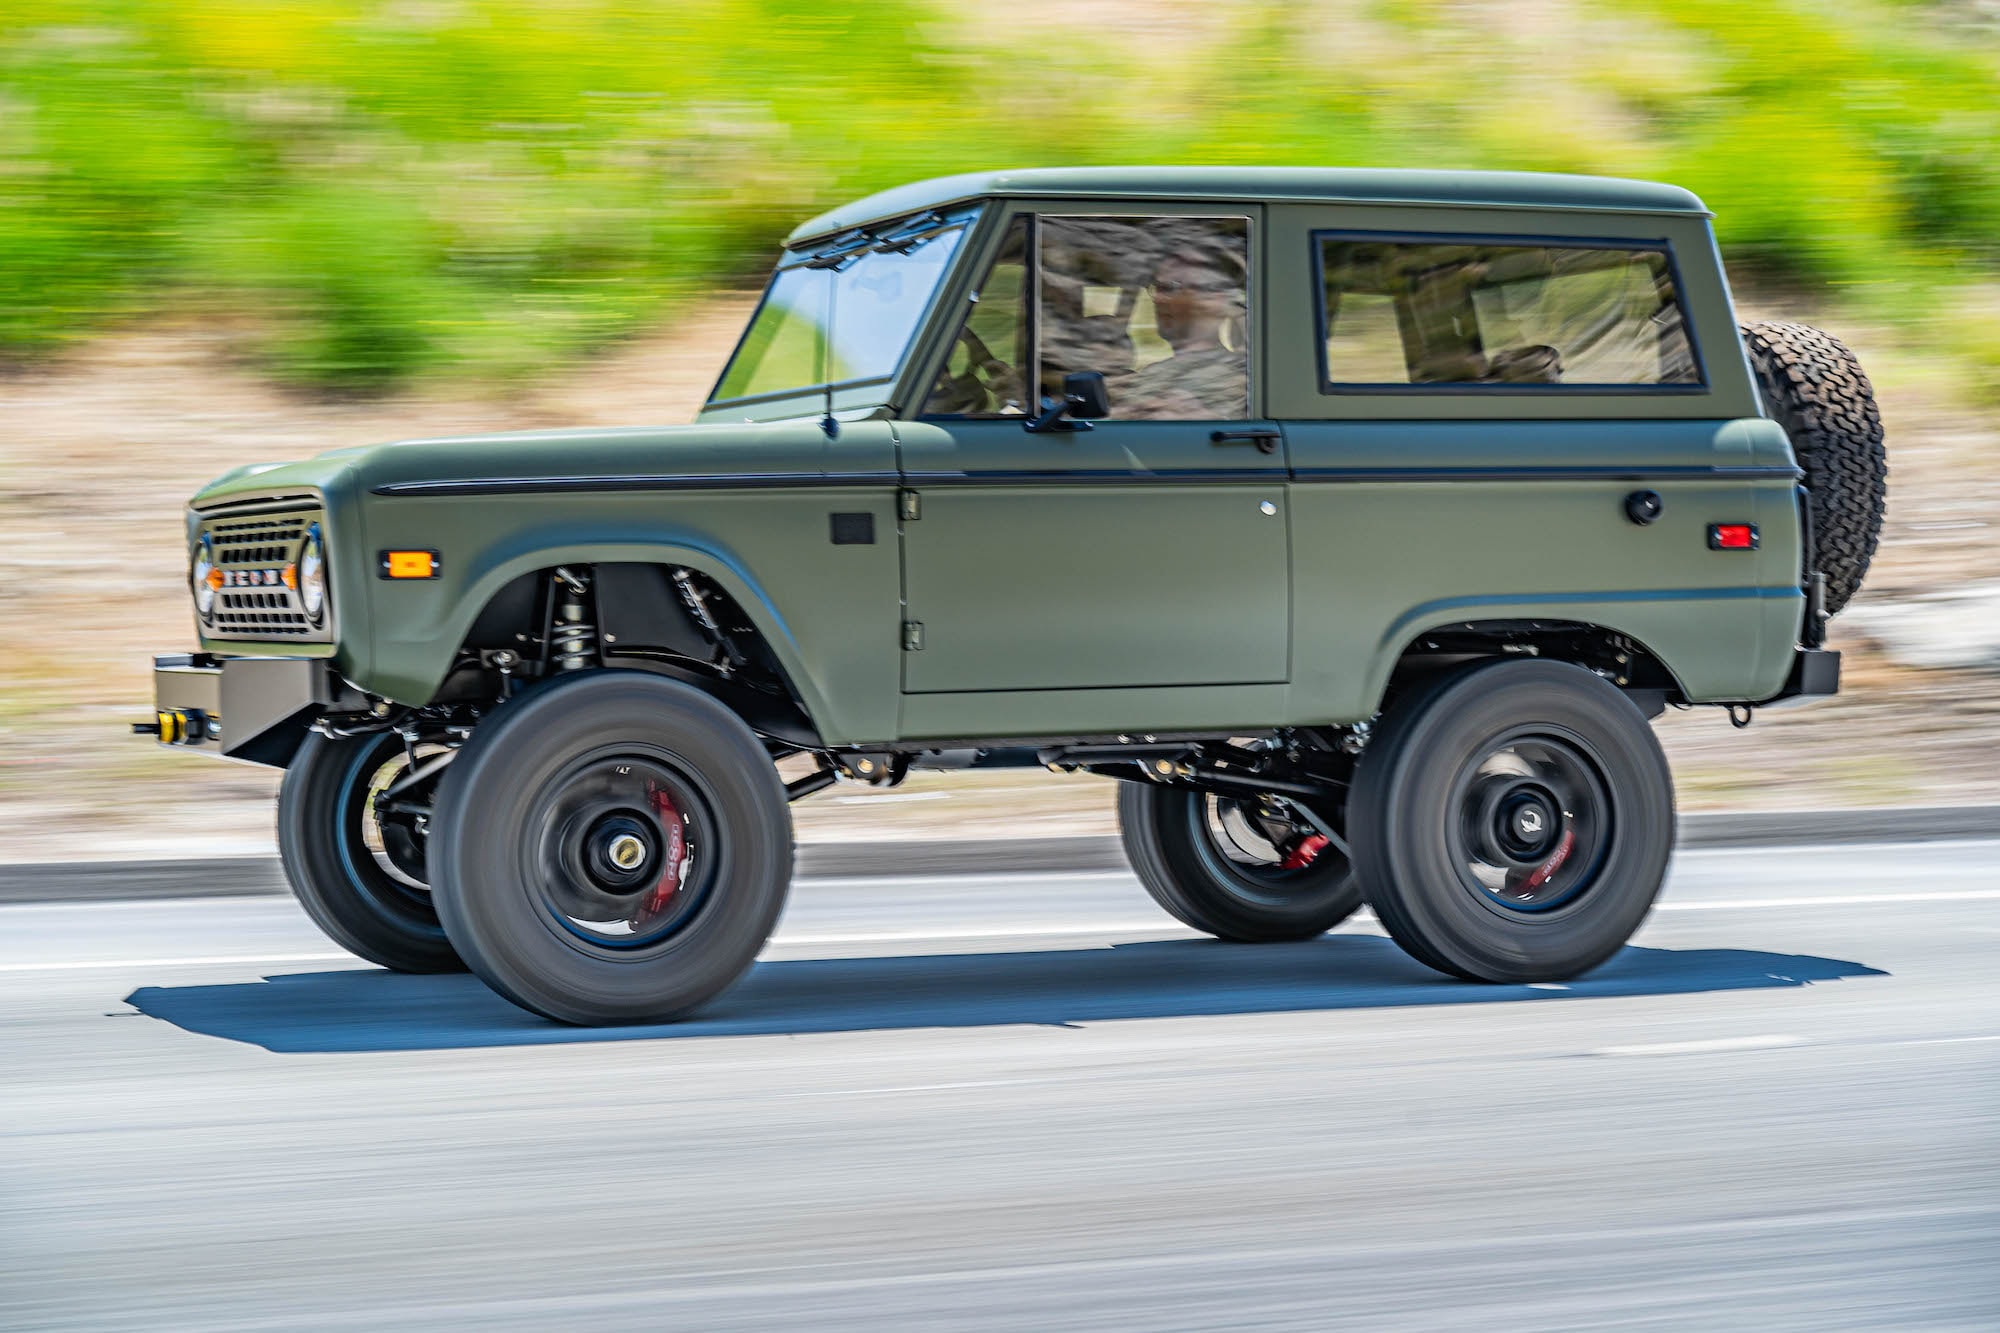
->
[1521,827,1576,893]
[643,784,687,916]
[1279,833,1330,871]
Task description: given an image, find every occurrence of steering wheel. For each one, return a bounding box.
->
[934,326,1023,415]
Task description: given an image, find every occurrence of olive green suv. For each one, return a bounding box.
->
[144,168,1886,1025]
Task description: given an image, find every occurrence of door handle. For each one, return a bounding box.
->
[1210,429,1281,455]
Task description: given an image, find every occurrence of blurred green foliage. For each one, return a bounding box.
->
[3,0,1998,390]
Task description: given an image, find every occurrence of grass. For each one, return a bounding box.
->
[3,0,2000,391]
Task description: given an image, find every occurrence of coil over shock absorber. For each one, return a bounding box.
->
[549,567,597,671]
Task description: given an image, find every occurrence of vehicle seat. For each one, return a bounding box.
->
[1411,351,1490,383]
[1076,315,1136,378]
[1483,345,1564,383]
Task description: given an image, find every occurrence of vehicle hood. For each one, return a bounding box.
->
[190,420,872,509]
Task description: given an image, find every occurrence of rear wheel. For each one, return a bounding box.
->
[430,671,792,1026]
[1351,660,1674,982]
[277,730,463,973]
[1118,782,1361,941]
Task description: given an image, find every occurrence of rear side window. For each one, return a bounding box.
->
[1315,234,1702,392]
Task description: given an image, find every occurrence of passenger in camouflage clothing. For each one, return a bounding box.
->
[1116,245,1249,420]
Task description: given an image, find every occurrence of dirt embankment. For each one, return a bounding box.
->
[1,304,1994,861]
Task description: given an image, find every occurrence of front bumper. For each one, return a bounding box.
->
[144,653,364,767]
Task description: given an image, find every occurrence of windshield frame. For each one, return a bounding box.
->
[704,205,984,417]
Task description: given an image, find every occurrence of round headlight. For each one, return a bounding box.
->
[298,524,327,623]
[192,536,218,619]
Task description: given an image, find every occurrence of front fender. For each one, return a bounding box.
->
[352,504,898,745]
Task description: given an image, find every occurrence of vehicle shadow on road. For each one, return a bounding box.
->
[122,935,1887,1054]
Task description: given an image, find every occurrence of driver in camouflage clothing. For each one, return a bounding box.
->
[1116,242,1250,420]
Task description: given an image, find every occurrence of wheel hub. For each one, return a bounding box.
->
[535,757,703,948]
[1452,734,1611,914]
[1497,787,1561,859]
[1471,777,1564,867]
[580,813,659,892]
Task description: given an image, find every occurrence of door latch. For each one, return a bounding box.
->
[1210,428,1282,455]
[898,489,921,521]
[902,621,925,651]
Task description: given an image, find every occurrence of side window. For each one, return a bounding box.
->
[1318,236,1701,390]
[1042,215,1250,420]
[923,217,1030,416]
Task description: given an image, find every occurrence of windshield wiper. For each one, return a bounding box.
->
[802,211,955,268]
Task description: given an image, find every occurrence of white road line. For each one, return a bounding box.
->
[771,921,1183,946]
[1674,836,2000,858]
[0,952,352,973]
[2,886,1994,974]
[0,925,1188,973]
[1593,1035,1805,1057]
[785,1078,1047,1098]
[1655,889,2000,910]
[799,870,1138,888]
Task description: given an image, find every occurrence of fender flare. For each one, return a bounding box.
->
[387,530,836,734]
[1360,593,1738,714]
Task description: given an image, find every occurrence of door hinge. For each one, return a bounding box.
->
[898,489,921,521]
[902,621,925,652]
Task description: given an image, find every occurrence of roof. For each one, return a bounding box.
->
[786,167,1707,243]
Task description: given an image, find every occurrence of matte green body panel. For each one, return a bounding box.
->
[895,410,1292,696]
[194,423,905,745]
[177,168,1816,752]
[899,684,1290,741]
[1280,417,1804,716]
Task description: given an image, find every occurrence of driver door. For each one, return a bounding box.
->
[897,207,1290,707]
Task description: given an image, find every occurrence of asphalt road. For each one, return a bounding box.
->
[3,840,1997,1330]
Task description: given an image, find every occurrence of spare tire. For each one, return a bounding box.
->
[1740,321,1887,616]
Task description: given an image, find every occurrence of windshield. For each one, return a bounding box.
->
[710,215,968,405]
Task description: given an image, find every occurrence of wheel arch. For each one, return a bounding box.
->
[371,536,837,741]
[1364,603,1697,716]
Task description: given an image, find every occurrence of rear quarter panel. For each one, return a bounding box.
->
[1263,203,1803,718]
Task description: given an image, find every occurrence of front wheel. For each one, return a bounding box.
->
[429,671,793,1026]
[1118,782,1362,941]
[1350,660,1675,983]
[277,730,463,973]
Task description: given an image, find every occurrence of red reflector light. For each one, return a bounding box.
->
[1708,523,1758,551]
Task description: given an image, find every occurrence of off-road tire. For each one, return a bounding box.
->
[1351,660,1675,983]
[277,730,464,974]
[430,671,792,1026]
[1118,783,1362,941]
[1740,321,1887,616]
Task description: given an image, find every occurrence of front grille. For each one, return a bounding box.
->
[195,502,332,642]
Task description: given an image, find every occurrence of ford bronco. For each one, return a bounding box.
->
[143,168,1886,1025]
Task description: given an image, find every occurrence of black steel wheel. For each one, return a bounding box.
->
[1351,660,1674,982]
[1118,781,1361,941]
[430,671,792,1026]
[277,729,463,973]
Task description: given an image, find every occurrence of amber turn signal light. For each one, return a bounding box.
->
[378,549,441,579]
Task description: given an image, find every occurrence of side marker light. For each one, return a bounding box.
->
[379,550,441,579]
[1708,523,1758,551]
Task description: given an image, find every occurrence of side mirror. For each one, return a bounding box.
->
[1064,370,1110,420]
[1025,370,1112,433]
